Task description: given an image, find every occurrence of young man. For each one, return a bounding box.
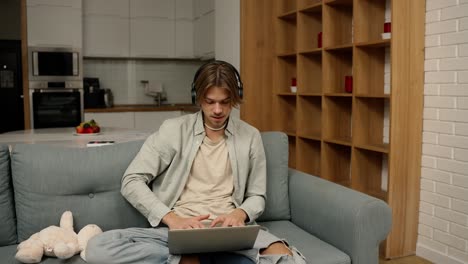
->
[86,61,305,264]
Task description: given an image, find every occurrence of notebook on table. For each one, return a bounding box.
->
[168,224,261,254]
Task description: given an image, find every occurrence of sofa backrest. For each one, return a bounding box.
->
[10,131,290,241]
[257,132,290,222]
[11,140,149,242]
[0,145,17,246]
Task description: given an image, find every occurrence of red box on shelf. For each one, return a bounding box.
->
[345,76,353,93]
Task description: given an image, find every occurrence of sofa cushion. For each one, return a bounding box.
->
[0,244,87,264]
[11,140,150,242]
[0,145,17,246]
[257,132,291,222]
[259,220,351,264]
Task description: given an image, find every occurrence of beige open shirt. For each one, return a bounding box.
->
[121,111,267,227]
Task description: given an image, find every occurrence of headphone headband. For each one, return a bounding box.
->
[191,60,243,104]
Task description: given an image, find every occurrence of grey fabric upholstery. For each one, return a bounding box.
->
[1,131,392,264]
[0,145,17,246]
[11,140,149,242]
[257,132,290,222]
[0,244,87,264]
[288,169,392,264]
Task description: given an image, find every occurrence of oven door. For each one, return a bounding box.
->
[31,89,83,129]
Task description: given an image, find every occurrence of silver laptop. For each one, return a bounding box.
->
[168,225,261,254]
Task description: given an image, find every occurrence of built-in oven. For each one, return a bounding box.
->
[30,86,83,129]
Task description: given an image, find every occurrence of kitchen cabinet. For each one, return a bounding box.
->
[84,111,183,131]
[134,111,182,131]
[130,18,175,58]
[175,0,194,58]
[82,0,199,58]
[129,0,175,58]
[193,0,214,59]
[26,0,82,48]
[82,0,129,57]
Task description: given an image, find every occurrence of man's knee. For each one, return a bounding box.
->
[85,233,115,263]
[260,242,292,256]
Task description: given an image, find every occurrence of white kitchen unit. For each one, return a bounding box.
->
[193,0,214,59]
[26,0,82,48]
[130,0,175,58]
[85,111,182,131]
[194,0,214,17]
[82,0,129,57]
[134,111,182,131]
[84,112,135,129]
[175,0,194,58]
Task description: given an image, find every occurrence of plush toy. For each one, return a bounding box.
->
[15,211,103,263]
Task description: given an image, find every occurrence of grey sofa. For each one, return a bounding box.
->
[0,132,391,264]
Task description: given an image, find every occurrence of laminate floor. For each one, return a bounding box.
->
[380,255,433,264]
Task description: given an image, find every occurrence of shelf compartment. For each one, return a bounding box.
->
[298,8,322,51]
[288,135,297,169]
[354,0,388,43]
[324,0,353,6]
[275,55,297,94]
[354,39,390,48]
[276,12,297,54]
[353,97,390,150]
[354,45,391,96]
[297,96,322,138]
[298,1,322,12]
[298,52,322,94]
[323,3,353,47]
[323,96,352,144]
[322,142,351,183]
[351,147,388,201]
[323,48,353,94]
[276,0,297,15]
[297,137,321,176]
[275,95,297,135]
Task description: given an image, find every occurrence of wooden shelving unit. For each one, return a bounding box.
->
[241,0,425,259]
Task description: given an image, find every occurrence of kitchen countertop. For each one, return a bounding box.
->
[85,104,200,113]
[0,127,152,148]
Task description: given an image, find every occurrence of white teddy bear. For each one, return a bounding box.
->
[15,211,103,263]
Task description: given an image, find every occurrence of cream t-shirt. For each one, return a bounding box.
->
[172,135,235,220]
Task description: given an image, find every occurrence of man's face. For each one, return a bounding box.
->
[200,86,232,130]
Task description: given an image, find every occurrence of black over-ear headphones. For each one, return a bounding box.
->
[191,60,243,104]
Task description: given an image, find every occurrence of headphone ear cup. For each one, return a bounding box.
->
[191,86,196,104]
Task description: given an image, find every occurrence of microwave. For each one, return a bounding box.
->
[28,47,83,89]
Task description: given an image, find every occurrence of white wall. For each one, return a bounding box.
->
[417,1,468,263]
[215,0,241,118]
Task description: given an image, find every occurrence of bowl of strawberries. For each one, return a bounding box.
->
[75,120,101,135]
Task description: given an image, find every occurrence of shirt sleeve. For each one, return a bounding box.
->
[121,129,174,227]
[238,131,267,223]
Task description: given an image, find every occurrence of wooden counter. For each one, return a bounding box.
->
[85,104,200,113]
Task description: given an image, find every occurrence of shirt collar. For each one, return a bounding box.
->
[194,111,236,136]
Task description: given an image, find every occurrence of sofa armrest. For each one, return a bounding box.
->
[288,169,392,264]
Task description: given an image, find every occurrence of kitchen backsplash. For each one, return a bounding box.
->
[83,59,204,105]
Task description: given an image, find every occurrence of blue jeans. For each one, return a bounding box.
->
[86,227,306,264]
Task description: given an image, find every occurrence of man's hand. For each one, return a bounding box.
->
[162,211,210,230]
[210,208,248,227]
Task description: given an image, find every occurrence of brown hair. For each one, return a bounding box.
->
[193,61,243,107]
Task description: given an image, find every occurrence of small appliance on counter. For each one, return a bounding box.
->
[83,77,105,108]
[103,88,113,108]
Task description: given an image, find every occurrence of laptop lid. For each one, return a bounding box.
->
[168,225,261,254]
